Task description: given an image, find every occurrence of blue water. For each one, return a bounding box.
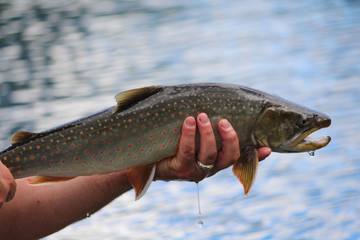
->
[1,1,359,239]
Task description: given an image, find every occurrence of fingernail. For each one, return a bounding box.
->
[220,120,232,130]
[185,117,196,127]
[198,113,209,125]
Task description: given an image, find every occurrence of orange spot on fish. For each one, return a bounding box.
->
[147,112,150,116]
[30,155,34,159]
[46,145,50,149]
[134,157,137,160]
[71,144,75,148]
[94,140,97,144]
[238,122,242,126]
[149,149,153,152]
[132,129,136,133]
[56,149,60,153]
[123,132,126,136]
[27,166,31,169]
[109,140,113,143]
[90,162,93,165]
[155,113,159,116]
[85,150,89,154]
[154,125,158,129]
[246,118,249,121]
[142,125,146,129]
[164,117,167,121]
[109,152,112,155]
[213,107,216,111]
[141,149,144,152]
[62,160,65,164]
[117,123,121,127]
[109,160,113,163]
[162,131,166,135]
[179,112,183,115]
[128,153,131,156]
[128,119,132,123]
[65,151,69,154]
[78,144,82,148]
[75,157,79,161]
[102,140,105,144]
[83,161,87,164]
[42,157,46,160]
[85,140,88,144]
[171,114,175,118]
[51,161,54,164]
[102,132,106,136]
[109,127,113,130]
[150,135,153,139]
[37,164,40,167]
[170,140,173,143]
[138,140,142,143]
[128,145,132,148]
[116,148,120,152]
[161,144,165,148]
[174,129,178,133]
[100,151,104,154]
[93,155,96,159]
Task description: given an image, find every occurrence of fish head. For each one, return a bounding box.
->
[254,104,331,153]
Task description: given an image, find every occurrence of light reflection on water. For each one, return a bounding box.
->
[1,1,359,239]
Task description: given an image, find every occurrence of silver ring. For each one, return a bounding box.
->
[197,161,214,171]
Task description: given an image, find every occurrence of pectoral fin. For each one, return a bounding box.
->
[232,146,258,196]
[127,163,156,200]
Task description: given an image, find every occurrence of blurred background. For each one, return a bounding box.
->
[0,0,359,239]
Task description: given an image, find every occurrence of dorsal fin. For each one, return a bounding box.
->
[114,86,163,113]
[10,131,36,144]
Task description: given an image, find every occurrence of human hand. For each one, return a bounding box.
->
[154,113,271,182]
[0,161,16,208]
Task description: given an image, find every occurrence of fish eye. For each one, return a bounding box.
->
[297,117,308,128]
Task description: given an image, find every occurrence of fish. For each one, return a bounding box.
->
[0,83,331,199]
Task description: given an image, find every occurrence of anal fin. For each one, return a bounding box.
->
[232,146,259,196]
[127,164,156,200]
[27,176,75,185]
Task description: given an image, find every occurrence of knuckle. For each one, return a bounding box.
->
[225,131,238,141]
[202,150,217,162]
[182,144,195,157]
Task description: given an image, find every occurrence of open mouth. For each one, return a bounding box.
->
[289,128,331,152]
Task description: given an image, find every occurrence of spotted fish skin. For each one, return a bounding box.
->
[0,83,331,181]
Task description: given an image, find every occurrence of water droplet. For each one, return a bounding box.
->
[86,212,91,218]
[197,219,204,228]
[308,151,315,157]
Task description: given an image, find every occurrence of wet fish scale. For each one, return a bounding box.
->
[0,83,331,191]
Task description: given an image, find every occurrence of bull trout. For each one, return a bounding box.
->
[0,83,331,199]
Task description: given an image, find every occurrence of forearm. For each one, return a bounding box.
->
[0,171,132,240]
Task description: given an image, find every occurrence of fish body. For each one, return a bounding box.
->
[0,83,331,197]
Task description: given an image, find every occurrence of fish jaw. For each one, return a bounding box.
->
[279,117,331,153]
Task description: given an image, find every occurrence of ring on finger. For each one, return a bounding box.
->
[197,161,214,171]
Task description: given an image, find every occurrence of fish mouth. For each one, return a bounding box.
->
[288,128,331,152]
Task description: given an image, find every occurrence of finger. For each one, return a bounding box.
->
[196,113,217,167]
[212,119,240,172]
[258,147,271,161]
[176,116,197,166]
[154,116,197,181]
[0,162,16,206]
